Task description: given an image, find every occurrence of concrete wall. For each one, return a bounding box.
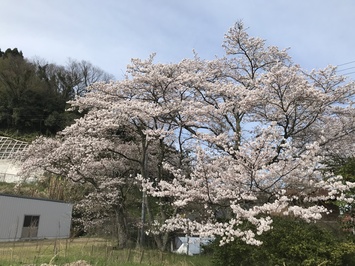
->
[0,194,72,241]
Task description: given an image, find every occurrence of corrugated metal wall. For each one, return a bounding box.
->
[0,194,72,241]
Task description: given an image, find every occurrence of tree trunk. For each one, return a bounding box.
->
[145,198,170,251]
[115,207,128,249]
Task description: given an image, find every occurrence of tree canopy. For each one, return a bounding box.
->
[20,22,355,248]
[0,48,114,135]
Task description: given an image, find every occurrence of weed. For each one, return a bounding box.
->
[0,238,212,266]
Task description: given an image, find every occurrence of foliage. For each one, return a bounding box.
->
[326,156,355,234]
[208,216,355,266]
[0,181,16,194]
[330,156,355,182]
[20,21,355,249]
[0,48,113,135]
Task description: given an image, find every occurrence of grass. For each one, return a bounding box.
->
[0,237,213,266]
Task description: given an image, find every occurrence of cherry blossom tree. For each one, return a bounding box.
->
[138,22,355,245]
[20,64,189,249]
[20,22,355,248]
[20,124,140,247]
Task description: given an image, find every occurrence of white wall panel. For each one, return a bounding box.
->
[0,194,72,241]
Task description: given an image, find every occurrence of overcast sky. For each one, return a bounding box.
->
[1,0,355,80]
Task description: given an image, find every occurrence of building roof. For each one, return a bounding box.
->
[0,193,72,204]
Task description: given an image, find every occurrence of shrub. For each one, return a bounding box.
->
[209,216,355,266]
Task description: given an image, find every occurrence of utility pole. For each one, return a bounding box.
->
[140,190,146,247]
[139,138,148,248]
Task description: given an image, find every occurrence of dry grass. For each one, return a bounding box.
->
[0,237,212,266]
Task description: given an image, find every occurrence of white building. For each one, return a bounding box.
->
[0,194,73,241]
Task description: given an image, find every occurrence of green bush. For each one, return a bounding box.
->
[209,216,355,266]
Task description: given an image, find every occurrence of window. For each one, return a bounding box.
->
[21,215,40,238]
[23,215,40,227]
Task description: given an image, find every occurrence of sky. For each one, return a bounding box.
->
[1,0,355,80]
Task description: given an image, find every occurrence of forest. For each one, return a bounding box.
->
[2,22,355,265]
[0,47,113,136]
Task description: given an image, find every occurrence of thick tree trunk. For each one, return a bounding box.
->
[115,207,128,249]
[145,198,170,251]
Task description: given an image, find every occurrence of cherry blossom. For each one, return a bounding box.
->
[20,22,355,247]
